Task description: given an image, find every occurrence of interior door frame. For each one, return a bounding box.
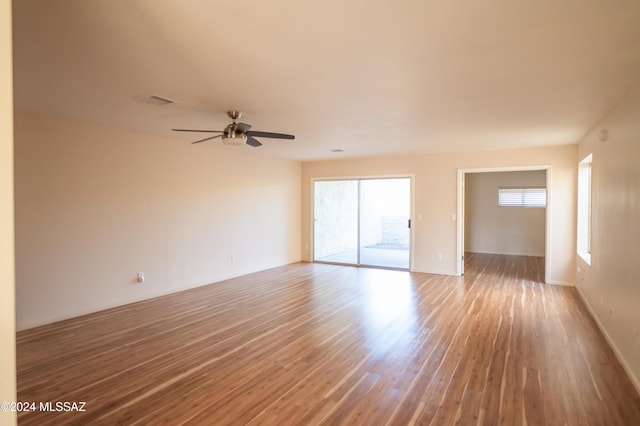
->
[456,165,551,283]
[311,174,415,271]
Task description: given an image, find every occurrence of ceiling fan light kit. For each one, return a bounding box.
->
[222,134,247,146]
[172,110,294,148]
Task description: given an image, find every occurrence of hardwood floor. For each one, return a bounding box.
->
[16,254,640,425]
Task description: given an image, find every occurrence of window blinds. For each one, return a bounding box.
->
[498,188,547,208]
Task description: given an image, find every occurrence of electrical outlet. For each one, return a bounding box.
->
[577,267,583,281]
[230,255,235,263]
[437,253,443,261]
[137,272,144,283]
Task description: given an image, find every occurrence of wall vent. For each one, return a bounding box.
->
[138,94,176,106]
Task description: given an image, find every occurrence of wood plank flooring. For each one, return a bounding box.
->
[16,253,640,425]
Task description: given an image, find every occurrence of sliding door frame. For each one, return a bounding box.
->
[311,174,414,271]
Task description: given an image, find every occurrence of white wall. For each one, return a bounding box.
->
[465,171,546,256]
[14,111,301,330]
[302,144,577,283]
[0,0,16,423]
[576,84,640,391]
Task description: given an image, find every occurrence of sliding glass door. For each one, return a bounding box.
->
[359,178,411,268]
[313,177,411,269]
[313,180,359,264]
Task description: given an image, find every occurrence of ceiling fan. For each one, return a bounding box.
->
[172,110,295,147]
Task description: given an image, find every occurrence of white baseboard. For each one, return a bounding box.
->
[575,285,640,395]
[466,250,545,257]
[410,268,458,276]
[545,280,575,287]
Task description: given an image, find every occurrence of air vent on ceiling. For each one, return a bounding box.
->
[138,94,176,106]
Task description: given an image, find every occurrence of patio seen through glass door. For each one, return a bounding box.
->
[313,178,411,269]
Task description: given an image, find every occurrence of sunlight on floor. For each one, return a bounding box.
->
[359,269,417,331]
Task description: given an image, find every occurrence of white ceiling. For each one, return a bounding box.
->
[12,0,640,161]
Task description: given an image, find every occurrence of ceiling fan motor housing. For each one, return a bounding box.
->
[222,123,248,145]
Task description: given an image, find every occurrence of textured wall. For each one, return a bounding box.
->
[14,111,301,330]
[576,84,640,391]
[302,144,577,282]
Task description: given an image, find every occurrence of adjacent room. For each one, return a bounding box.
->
[2,1,640,425]
[464,169,547,270]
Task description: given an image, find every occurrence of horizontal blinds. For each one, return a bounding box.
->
[498,188,546,208]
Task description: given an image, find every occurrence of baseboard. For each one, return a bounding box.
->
[410,268,458,276]
[466,250,545,257]
[575,285,640,395]
[545,280,575,287]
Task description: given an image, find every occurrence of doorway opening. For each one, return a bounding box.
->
[313,177,412,270]
[456,166,551,282]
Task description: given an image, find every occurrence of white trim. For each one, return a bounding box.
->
[577,153,593,266]
[411,268,457,276]
[466,250,546,257]
[577,251,591,265]
[409,175,415,271]
[456,165,552,283]
[456,171,464,276]
[575,285,640,394]
[545,167,552,285]
[545,280,575,287]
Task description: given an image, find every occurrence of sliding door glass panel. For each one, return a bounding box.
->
[314,180,358,264]
[359,178,411,268]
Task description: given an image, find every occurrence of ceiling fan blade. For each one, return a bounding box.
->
[235,122,252,133]
[172,129,224,133]
[191,134,223,144]
[246,130,295,140]
[246,136,263,147]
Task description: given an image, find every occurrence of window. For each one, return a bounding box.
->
[577,154,593,264]
[498,188,547,208]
